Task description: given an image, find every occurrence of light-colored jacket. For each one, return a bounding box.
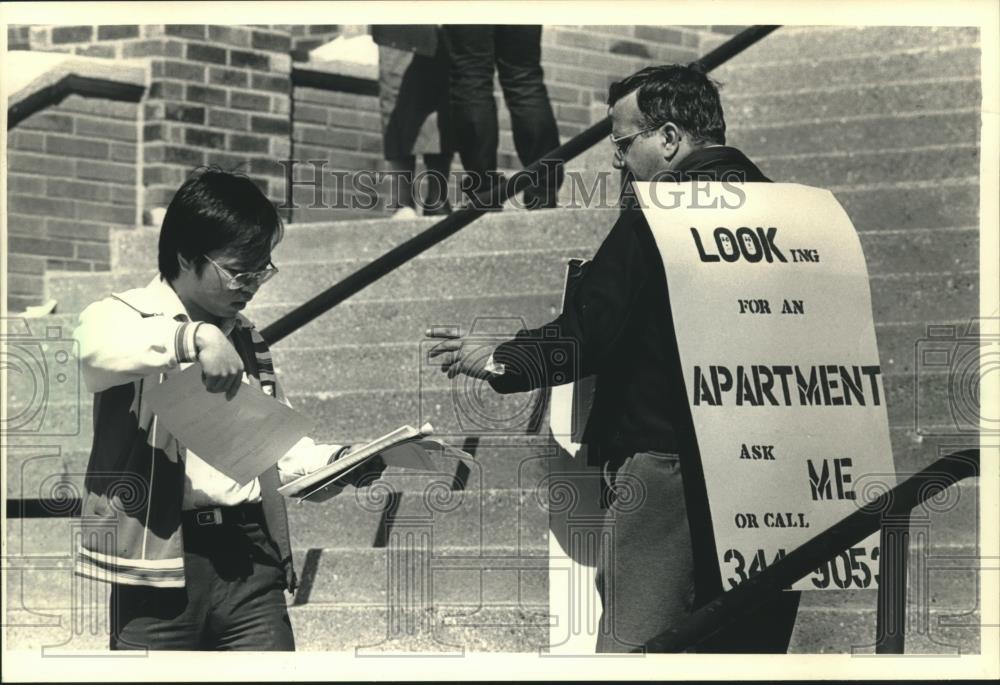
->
[73,276,340,588]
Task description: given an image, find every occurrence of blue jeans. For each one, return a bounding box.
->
[595,451,800,653]
[443,25,562,207]
[110,520,294,650]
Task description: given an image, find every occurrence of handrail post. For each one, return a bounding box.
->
[875,502,911,653]
[261,25,784,346]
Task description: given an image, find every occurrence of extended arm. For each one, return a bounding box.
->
[489,210,652,393]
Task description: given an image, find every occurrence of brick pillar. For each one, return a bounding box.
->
[8,24,295,221]
[140,25,293,221]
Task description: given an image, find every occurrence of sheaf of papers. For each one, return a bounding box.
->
[145,364,313,485]
[278,423,476,501]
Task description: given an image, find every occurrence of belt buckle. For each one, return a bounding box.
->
[195,508,223,526]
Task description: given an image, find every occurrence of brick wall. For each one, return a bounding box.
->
[7,95,139,311]
[290,87,384,221]
[290,25,342,61]
[12,24,294,215]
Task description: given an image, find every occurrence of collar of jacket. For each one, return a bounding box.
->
[672,144,770,182]
[113,275,255,337]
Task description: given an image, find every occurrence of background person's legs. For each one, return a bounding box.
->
[380,35,453,217]
[444,25,499,203]
[420,153,452,215]
[384,156,418,218]
[494,24,562,208]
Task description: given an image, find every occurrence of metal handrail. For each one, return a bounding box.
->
[260,25,780,345]
[5,26,782,519]
[638,448,980,653]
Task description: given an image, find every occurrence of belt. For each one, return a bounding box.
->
[181,502,265,528]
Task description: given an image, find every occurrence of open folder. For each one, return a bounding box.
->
[278,422,470,502]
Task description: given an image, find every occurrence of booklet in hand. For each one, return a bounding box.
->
[278,422,468,502]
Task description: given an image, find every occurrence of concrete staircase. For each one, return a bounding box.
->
[6,25,982,654]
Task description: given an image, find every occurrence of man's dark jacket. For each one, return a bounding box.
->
[489,145,801,650]
[489,145,770,455]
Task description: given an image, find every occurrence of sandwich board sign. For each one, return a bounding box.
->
[635,181,895,592]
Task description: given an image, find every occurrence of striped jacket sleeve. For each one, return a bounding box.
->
[74,297,199,394]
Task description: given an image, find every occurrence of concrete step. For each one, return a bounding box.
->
[8,552,976,615]
[788,607,980,655]
[729,111,978,161]
[293,603,551,652]
[6,435,560,498]
[888,427,981,474]
[5,485,550,552]
[289,370,980,444]
[7,471,981,555]
[46,246,592,314]
[108,182,980,292]
[43,261,980,344]
[4,566,978,653]
[286,486,550,551]
[873,270,978,324]
[2,602,551,653]
[112,208,617,270]
[2,604,978,654]
[712,45,980,97]
[703,26,979,68]
[24,360,981,430]
[727,78,981,128]
[836,181,979,233]
[5,545,550,610]
[757,147,979,195]
[23,307,976,398]
[7,422,983,530]
[4,365,982,462]
[41,291,567,349]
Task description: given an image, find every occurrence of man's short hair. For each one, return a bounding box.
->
[158,168,284,281]
[608,64,726,145]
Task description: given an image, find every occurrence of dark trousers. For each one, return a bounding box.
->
[595,451,800,653]
[110,520,294,651]
[443,25,562,207]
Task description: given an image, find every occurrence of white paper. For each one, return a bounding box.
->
[145,364,313,485]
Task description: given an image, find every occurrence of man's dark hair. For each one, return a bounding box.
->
[158,168,283,281]
[608,64,726,145]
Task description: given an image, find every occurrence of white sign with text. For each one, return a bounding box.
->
[635,181,895,592]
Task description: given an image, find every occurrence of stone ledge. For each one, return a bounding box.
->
[7,51,147,128]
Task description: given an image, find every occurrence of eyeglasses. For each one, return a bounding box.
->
[609,125,660,156]
[205,255,278,290]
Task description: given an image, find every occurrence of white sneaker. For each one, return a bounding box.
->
[391,206,419,220]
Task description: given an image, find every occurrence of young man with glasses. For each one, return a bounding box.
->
[429,64,799,653]
[73,169,383,650]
